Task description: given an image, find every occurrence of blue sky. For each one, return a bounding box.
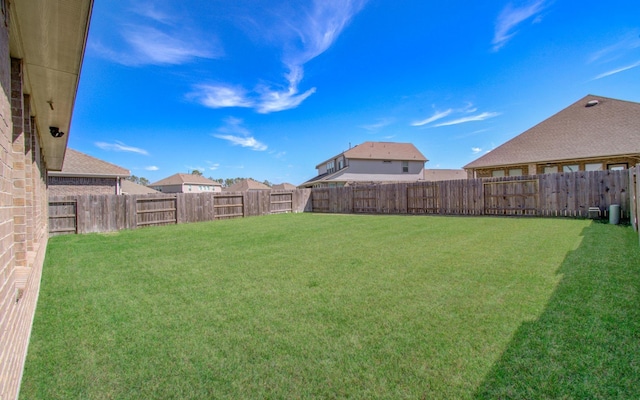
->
[69,0,640,185]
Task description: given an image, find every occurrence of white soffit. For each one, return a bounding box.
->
[9,0,93,170]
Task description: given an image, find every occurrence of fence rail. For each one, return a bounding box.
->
[310,170,633,219]
[48,169,640,242]
[49,189,312,235]
[630,166,639,245]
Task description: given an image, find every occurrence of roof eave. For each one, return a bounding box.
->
[10,0,94,171]
[465,152,640,170]
[48,171,130,178]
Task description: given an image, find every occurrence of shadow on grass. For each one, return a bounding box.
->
[474,223,640,399]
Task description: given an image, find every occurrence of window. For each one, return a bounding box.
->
[509,168,523,177]
[544,166,558,174]
[563,165,579,173]
[608,163,627,171]
[338,159,344,170]
[402,161,409,173]
[585,163,602,171]
[326,160,335,173]
[492,170,505,177]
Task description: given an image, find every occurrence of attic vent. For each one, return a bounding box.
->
[585,100,600,107]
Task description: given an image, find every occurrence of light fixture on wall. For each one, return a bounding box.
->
[49,126,65,138]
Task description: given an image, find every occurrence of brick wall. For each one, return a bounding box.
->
[48,176,119,196]
[0,45,50,400]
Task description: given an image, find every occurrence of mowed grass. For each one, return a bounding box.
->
[20,214,640,399]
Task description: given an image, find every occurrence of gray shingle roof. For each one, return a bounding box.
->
[48,148,130,177]
[224,179,271,192]
[150,173,222,187]
[423,169,466,181]
[316,141,427,168]
[121,180,158,195]
[272,183,297,190]
[464,95,640,169]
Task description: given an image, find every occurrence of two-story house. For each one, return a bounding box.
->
[150,173,222,193]
[300,141,428,188]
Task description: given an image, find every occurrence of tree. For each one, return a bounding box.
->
[126,175,150,186]
[262,180,272,187]
[191,170,203,176]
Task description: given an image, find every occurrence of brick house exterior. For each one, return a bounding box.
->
[0,1,93,399]
[464,95,640,178]
[47,148,130,196]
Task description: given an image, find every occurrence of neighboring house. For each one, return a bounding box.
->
[464,95,640,178]
[224,179,271,192]
[300,141,427,188]
[150,173,222,193]
[272,182,297,190]
[423,169,466,181]
[121,180,159,195]
[48,149,130,196]
[0,1,93,399]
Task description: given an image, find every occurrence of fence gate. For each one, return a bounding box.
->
[353,187,377,213]
[270,192,293,214]
[483,179,539,215]
[48,200,77,235]
[214,194,244,219]
[407,184,438,214]
[312,189,330,212]
[136,197,177,227]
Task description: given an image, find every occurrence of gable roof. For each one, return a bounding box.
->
[224,179,271,192]
[150,173,222,187]
[121,180,158,195]
[423,169,467,181]
[272,183,297,190]
[465,95,640,169]
[48,148,130,178]
[345,141,427,161]
[316,141,427,168]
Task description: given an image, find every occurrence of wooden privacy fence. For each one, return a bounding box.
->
[630,166,640,241]
[49,189,311,235]
[311,170,632,219]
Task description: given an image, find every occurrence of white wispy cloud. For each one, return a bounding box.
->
[492,0,546,52]
[286,0,369,66]
[256,66,317,113]
[213,118,268,151]
[593,60,640,80]
[434,112,501,127]
[130,3,172,24]
[588,30,640,64]
[144,166,159,171]
[192,0,367,114]
[472,147,482,154]
[93,4,222,66]
[95,141,149,155]
[270,151,287,159]
[411,109,453,127]
[190,85,254,109]
[206,162,220,171]
[361,118,395,131]
[122,26,218,65]
[215,135,267,151]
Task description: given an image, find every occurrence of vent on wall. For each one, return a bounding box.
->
[585,100,600,107]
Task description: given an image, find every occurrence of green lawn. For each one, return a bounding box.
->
[20,214,640,399]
